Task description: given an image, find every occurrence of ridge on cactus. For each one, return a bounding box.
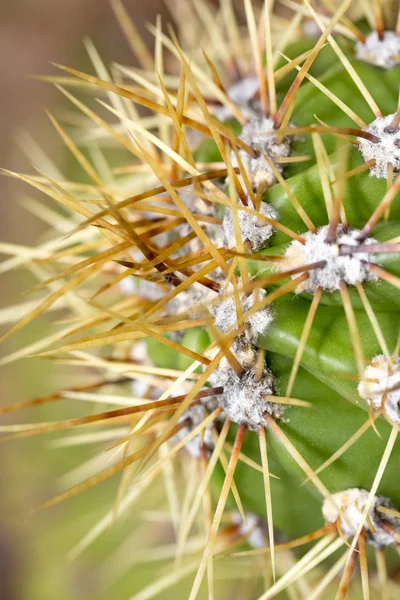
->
[1,0,400,599]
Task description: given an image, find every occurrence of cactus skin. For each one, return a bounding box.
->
[2,1,400,599]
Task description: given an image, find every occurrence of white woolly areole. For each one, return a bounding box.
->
[358,114,400,179]
[358,355,400,424]
[283,225,378,293]
[211,364,283,431]
[231,511,268,548]
[222,199,277,251]
[215,76,261,122]
[171,404,215,458]
[231,117,291,190]
[214,287,274,343]
[323,488,400,548]
[356,31,400,70]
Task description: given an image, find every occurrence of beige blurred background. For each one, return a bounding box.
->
[0,2,167,599]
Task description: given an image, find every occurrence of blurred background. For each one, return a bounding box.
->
[0,2,172,599]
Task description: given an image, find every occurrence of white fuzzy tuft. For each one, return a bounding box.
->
[231,511,268,548]
[212,364,283,430]
[358,114,400,179]
[323,488,400,547]
[231,117,291,190]
[215,76,261,122]
[283,225,378,293]
[222,199,277,251]
[356,31,400,70]
[358,355,400,424]
[214,286,274,343]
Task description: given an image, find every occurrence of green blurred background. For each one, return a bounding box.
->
[0,2,176,599]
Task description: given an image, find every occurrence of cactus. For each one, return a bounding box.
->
[1,0,400,598]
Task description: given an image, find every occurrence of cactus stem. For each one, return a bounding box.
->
[301,412,382,485]
[264,153,317,231]
[265,414,331,500]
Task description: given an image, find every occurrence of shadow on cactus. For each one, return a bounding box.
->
[1,0,400,599]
